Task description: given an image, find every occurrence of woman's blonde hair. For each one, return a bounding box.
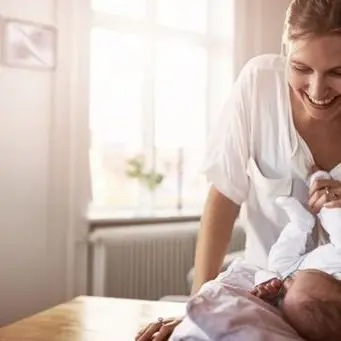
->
[283,0,341,43]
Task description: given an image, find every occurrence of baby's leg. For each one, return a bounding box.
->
[268,223,311,276]
[268,197,315,275]
[319,207,341,248]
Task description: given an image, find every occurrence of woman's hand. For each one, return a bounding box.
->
[135,316,183,341]
[308,178,341,213]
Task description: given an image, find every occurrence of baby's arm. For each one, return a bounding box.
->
[268,196,315,276]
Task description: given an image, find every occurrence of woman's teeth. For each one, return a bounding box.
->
[307,94,336,106]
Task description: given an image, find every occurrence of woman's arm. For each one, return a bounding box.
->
[191,185,240,295]
[190,59,254,296]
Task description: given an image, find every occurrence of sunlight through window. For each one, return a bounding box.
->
[157,0,207,33]
[92,0,147,19]
[90,0,234,212]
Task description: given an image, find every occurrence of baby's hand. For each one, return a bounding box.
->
[250,278,283,304]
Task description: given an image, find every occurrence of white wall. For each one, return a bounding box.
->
[258,0,292,54]
[0,0,58,326]
[233,0,292,76]
[0,0,90,326]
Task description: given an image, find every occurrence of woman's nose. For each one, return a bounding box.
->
[307,74,328,99]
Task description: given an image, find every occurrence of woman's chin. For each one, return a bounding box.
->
[303,97,341,121]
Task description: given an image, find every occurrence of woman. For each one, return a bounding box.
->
[136,1,341,339]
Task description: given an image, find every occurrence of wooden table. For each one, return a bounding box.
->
[0,296,186,341]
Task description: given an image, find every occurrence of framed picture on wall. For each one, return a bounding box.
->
[1,18,57,70]
[0,16,4,62]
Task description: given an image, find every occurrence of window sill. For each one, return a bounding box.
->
[88,207,201,228]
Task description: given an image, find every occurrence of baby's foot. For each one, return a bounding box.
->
[276,196,315,232]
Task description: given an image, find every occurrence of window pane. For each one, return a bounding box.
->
[90,139,141,208]
[154,41,207,210]
[90,28,145,207]
[90,28,144,144]
[154,41,207,149]
[209,50,233,128]
[154,147,208,211]
[92,0,146,19]
[181,147,208,209]
[210,0,235,37]
[153,148,179,209]
[157,0,207,33]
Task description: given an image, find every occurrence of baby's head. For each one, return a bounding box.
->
[281,270,341,341]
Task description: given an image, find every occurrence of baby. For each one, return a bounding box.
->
[251,170,341,341]
[171,170,341,341]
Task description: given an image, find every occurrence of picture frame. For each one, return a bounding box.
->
[0,16,4,60]
[1,18,57,71]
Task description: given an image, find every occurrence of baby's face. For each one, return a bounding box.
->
[281,270,341,320]
[252,270,341,307]
[283,269,341,301]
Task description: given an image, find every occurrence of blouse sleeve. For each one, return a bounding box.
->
[201,62,254,205]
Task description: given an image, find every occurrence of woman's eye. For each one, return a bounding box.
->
[292,65,311,73]
[331,70,341,77]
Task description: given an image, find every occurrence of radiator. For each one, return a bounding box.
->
[89,222,199,300]
[89,221,246,300]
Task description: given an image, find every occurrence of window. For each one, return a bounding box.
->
[90,0,234,213]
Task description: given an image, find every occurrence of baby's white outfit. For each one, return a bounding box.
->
[256,170,341,285]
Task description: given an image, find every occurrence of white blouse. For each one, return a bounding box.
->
[202,54,341,268]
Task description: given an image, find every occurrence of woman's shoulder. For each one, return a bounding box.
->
[238,54,286,86]
[236,54,287,103]
[243,54,286,75]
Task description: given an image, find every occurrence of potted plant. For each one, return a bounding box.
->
[125,154,164,211]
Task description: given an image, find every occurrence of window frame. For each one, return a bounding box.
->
[90,0,234,210]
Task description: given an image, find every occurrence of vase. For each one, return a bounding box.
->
[137,185,156,215]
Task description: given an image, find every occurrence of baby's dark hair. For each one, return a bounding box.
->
[286,299,341,341]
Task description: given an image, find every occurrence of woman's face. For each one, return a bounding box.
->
[287,35,341,121]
